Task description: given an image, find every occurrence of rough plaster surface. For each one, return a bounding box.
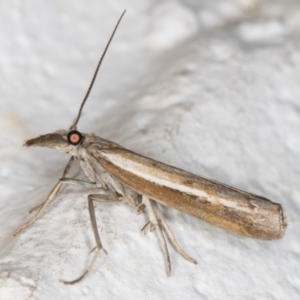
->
[1,0,300,299]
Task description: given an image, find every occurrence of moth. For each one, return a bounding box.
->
[14,11,286,284]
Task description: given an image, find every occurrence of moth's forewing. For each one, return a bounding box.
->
[88,146,285,240]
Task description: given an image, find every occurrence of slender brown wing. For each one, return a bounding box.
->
[88,145,286,240]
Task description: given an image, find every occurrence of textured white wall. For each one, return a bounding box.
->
[1,1,300,299]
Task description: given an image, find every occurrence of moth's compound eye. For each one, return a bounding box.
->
[67,130,82,145]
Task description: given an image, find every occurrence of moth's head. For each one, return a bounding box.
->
[24,129,84,155]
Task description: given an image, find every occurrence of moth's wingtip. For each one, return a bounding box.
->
[280,205,287,237]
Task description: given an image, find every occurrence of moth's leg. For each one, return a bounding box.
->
[28,204,43,214]
[133,202,145,214]
[61,192,118,285]
[14,157,75,235]
[88,193,118,203]
[142,195,171,276]
[59,178,97,188]
[29,157,75,214]
[156,209,197,264]
[30,178,97,214]
[36,177,108,207]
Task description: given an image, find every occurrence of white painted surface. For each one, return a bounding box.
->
[1,0,300,299]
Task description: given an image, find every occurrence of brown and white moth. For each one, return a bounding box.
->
[14,11,286,284]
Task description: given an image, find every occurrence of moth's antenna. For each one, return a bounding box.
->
[70,10,126,130]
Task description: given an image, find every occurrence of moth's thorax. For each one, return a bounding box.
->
[76,133,123,182]
[81,133,122,150]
